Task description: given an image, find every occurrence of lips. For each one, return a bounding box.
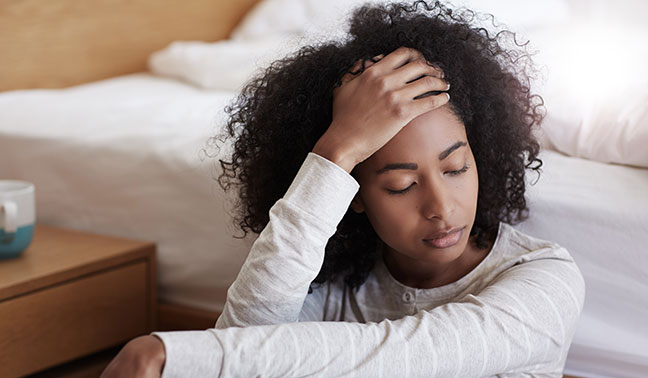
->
[423,226,464,241]
[422,226,466,249]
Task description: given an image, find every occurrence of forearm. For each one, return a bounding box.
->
[158,254,584,377]
[161,305,560,378]
[216,153,359,328]
[215,199,332,328]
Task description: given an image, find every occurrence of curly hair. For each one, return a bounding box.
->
[213,0,544,290]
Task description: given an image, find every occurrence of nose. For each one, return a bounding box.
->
[420,178,454,220]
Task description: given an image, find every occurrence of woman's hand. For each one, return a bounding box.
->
[313,47,450,173]
[100,335,166,378]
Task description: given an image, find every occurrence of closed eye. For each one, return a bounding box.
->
[387,165,469,195]
[446,164,469,176]
[387,183,415,195]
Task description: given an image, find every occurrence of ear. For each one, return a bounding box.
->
[350,193,365,214]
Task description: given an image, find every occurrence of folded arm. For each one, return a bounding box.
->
[156,248,585,377]
[215,152,359,328]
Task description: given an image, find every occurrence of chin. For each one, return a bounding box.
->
[409,243,464,263]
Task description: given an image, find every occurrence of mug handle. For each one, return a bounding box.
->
[1,201,18,233]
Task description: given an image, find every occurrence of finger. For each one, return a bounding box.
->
[372,46,425,72]
[369,54,384,64]
[408,92,451,117]
[363,55,382,69]
[341,54,385,85]
[390,59,446,85]
[340,59,364,85]
[429,63,445,79]
[339,73,354,85]
[349,59,364,74]
[400,74,450,100]
[355,54,384,71]
[401,59,445,81]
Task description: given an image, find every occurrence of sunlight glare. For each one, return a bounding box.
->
[548,24,648,107]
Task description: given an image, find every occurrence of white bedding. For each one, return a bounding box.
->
[514,149,648,378]
[0,73,255,311]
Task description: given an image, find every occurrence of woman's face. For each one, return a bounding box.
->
[351,105,479,270]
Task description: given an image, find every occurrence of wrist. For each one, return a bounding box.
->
[312,138,357,173]
[128,335,166,373]
[148,335,166,370]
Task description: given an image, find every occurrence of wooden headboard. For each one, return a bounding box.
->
[0,0,259,91]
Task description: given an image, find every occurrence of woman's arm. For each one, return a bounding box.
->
[157,249,585,377]
[99,151,356,378]
[215,152,359,328]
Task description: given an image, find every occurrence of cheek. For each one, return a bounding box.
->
[463,167,479,211]
[361,190,417,241]
[441,169,479,218]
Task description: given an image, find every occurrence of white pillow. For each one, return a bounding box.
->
[542,92,648,168]
[541,91,648,168]
[147,37,296,91]
[529,25,648,168]
[230,0,387,42]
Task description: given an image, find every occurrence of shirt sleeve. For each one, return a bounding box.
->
[153,245,585,377]
[213,152,359,328]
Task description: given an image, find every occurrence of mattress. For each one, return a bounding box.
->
[2,73,647,377]
[0,73,256,312]
[514,149,648,378]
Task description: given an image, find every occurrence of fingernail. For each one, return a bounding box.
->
[446,82,451,90]
[445,93,451,101]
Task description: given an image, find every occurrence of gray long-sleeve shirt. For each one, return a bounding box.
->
[153,152,586,377]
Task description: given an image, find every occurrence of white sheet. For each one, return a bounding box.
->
[0,73,256,311]
[514,149,648,377]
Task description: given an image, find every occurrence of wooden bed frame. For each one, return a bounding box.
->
[0,0,259,91]
[0,0,259,331]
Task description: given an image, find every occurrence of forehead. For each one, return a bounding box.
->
[363,105,467,169]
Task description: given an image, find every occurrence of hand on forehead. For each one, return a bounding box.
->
[356,105,468,174]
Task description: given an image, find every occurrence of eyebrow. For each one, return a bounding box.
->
[438,141,467,160]
[375,141,467,175]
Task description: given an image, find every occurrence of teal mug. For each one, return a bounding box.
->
[0,180,35,259]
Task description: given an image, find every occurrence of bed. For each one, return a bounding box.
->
[1,0,647,377]
[0,73,254,311]
[515,150,648,378]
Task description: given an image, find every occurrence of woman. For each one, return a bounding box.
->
[102,1,585,377]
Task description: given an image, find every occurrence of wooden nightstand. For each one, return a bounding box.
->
[0,224,156,377]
